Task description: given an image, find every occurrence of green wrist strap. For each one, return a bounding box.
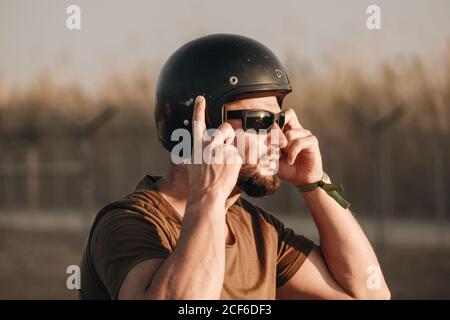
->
[295,172,351,209]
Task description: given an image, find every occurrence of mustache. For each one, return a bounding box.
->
[242,145,280,164]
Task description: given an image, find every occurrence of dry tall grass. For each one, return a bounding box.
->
[0,50,448,219]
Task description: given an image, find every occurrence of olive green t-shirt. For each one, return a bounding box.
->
[79,175,314,300]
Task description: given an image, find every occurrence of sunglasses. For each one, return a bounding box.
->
[224,109,285,132]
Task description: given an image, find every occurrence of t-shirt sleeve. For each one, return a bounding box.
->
[268,213,315,288]
[90,208,171,299]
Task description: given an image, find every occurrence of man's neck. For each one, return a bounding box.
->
[155,165,241,218]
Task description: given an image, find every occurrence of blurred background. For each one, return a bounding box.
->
[0,0,449,299]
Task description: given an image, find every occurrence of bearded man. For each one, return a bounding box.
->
[79,34,390,300]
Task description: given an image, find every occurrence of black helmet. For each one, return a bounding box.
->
[154,33,292,152]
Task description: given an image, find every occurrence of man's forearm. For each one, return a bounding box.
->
[301,187,390,299]
[147,194,227,299]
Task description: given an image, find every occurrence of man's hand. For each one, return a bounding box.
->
[276,108,323,185]
[274,108,390,299]
[187,95,242,209]
[121,98,242,300]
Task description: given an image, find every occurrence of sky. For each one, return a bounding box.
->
[1,0,450,92]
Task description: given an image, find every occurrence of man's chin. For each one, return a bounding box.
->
[236,164,281,198]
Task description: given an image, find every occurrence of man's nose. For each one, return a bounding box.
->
[266,123,288,149]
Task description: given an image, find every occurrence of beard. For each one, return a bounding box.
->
[236,163,281,198]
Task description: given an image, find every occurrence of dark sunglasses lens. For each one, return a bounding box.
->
[276,112,285,129]
[245,112,274,131]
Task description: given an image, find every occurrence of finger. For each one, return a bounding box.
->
[206,123,235,163]
[222,123,236,145]
[284,136,318,165]
[284,128,312,148]
[277,152,296,178]
[224,144,242,165]
[210,122,235,146]
[283,108,303,130]
[192,96,206,140]
[266,124,288,149]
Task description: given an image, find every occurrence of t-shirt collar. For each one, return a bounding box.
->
[134,175,163,191]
